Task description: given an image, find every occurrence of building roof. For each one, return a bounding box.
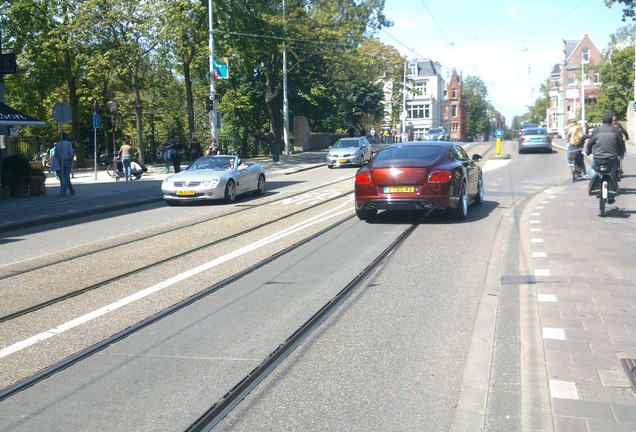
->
[410,59,440,77]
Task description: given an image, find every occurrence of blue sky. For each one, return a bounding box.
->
[378,0,631,121]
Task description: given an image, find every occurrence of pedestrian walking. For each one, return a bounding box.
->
[168,134,184,173]
[162,140,172,173]
[54,132,75,197]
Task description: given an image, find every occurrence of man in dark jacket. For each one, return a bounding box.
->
[586,113,625,182]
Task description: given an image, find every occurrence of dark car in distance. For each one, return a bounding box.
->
[354,141,483,221]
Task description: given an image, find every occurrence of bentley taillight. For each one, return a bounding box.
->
[428,171,452,183]
[355,172,372,184]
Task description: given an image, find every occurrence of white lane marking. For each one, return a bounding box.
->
[482,159,510,172]
[0,200,354,358]
[538,294,557,302]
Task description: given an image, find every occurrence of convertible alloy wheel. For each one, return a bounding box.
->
[225,179,237,203]
[254,174,266,195]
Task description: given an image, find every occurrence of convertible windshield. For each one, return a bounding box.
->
[373,146,444,167]
[189,156,237,171]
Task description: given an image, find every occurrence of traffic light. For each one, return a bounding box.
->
[206,98,214,111]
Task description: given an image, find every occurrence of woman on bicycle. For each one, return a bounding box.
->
[569,122,589,179]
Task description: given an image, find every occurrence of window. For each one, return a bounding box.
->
[582,48,589,64]
[451,105,457,118]
[408,62,417,76]
[413,82,426,97]
[407,104,430,119]
[452,88,457,98]
[582,72,590,85]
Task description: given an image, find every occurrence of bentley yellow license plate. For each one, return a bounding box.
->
[177,190,196,196]
[384,186,414,193]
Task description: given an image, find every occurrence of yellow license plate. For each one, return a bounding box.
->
[177,190,196,196]
[384,186,415,193]
[338,159,348,163]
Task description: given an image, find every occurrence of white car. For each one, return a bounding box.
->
[161,155,266,205]
[326,137,373,168]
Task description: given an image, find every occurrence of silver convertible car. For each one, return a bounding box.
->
[161,155,266,205]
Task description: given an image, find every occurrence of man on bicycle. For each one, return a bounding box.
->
[586,113,625,201]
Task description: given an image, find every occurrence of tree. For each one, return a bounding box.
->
[214,0,390,147]
[463,76,492,141]
[606,0,636,21]
[78,0,162,164]
[526,79,550,126]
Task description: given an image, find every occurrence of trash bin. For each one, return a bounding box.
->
[271,140,280,162]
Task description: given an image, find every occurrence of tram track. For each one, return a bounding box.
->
[0,180,352,324]
[1,207,429,425]
[186,212,429,431]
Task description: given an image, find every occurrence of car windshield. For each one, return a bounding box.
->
[333,139,360,149]
[427,129,442,134]
[524,128,547,136]
[373,146,444,167]
[188,156,236,171]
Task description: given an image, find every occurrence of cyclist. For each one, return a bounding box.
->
[586,113,625,201]
[569,122,589,179]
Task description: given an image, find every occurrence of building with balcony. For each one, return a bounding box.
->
[548,34,603,137]
[402,59,446,140]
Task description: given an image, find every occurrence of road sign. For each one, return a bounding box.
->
[633,101,636,111]
[494,128,503,138]
[92,113,100,129]
[52,102,71,124]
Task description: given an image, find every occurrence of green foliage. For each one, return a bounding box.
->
[606,0,636,21]
[463,76,493,141]
[1,155,31,178]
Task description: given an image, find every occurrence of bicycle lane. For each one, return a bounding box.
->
[521,172,636,430]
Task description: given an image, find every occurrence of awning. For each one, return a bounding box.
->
[0,101,46,126]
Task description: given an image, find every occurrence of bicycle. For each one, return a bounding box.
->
[106,157,124,181]
[588,161,619,217]
[570,152,584,182]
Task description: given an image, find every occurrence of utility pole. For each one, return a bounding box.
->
[208,0,218,141]
[282,0,290,155]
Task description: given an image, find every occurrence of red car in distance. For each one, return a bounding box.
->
[354,142,483,221]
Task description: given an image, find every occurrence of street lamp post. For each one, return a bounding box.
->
[149,107,156,163]
[107,100,118,178]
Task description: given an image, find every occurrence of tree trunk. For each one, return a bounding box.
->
[183,56,195,142]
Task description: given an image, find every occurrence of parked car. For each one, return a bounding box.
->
[518,127,552,153]
[424,127,448,141]
[161,155,266,205]
[326,137,373,168]
[354,141,483,221]
[517,123,537,136]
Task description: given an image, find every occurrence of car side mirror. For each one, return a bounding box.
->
[472,154,482,162]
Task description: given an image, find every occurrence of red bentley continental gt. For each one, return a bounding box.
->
[354,141,484,221]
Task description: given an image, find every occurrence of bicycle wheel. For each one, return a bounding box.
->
[572,167,577,183]
[599,196,606,217]
[106,165,114,177]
